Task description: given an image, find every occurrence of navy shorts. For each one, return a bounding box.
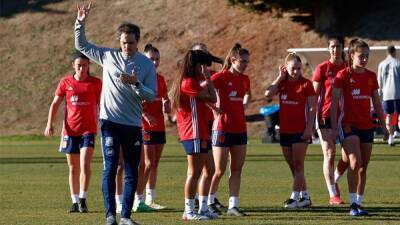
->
[339,125,374,143]
[142,131,166,145]
[59,134,95,154]
[316,117,332,129]
[279,133,310,147]
[212,131,247,147]
[383,99,400,114]
[181,139,210,155]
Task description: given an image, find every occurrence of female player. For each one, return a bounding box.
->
[330,39,389,216]
[312,35,348,205]
[265,53,316,209]
[170,50,218,220]
[208,43,251,216]
[133,44,171,211]
[44,51,102,213]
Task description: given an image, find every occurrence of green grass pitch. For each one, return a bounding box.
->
[1,136,399,225]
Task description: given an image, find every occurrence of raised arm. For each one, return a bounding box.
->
[74,2,108,66]
[265,65,286,99]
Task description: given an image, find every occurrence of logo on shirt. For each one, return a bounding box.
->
[229,91,237,97]
[228,82,232,86]
[105,137,113,147]
[352,89,361,96]
[281,94,287,100]
[70,95,78,103]
[328,70,333,76]
[67,86,73,91]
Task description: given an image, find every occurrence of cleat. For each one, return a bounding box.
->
[226,207,247,216]
[214,197,226,209]
[106,215,118,225]
[133,202,156,213]
[69,203,79,213]
[329,196,344,205]
[208,203,222,215]
[284,198,298,209]
[199,209,219,219]
[120,218,140,225]
[147,202,166,210]
[349,203,360,216]
[78,198,88,213]
[298,197,312,208]
[116,203,122,214]
[182,211,209,220]
[357,205,369,216]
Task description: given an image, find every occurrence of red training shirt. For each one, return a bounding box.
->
[211,69,250,133]
[55,75,102,136]
[278,76,316,134]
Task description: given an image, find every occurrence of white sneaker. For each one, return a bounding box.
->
[388,135,395,146]
[182,211,209,220]
[284,199,298,208]
[116,203,122,214]
[146,202,166,210]
[298,197,312,208]
[393,131,399,138]
[199,209,219,219]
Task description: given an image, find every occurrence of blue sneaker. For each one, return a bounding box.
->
[357,205,369,216]
[349,203,359,216]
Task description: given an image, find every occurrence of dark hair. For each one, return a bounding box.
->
[328,35,345,61]
[222,43,250,70]
[170,50,212,110]
[144,43,159,54]
[388,45,396,55]
[347,38,369,67]
[71,51,89,61]
[117,22,140,41]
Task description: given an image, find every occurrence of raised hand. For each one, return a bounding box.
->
[76,2,92,22]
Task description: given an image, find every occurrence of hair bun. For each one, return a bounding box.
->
[234,43,242,49]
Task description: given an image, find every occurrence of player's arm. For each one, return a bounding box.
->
[372,90,389,140]
[329,87,342,138]
[265,65,286,99]
[312,81,321,95]
[243,89,251,109]
[44,96,63,136]
[197,65,217,103]
[302,95,317,140]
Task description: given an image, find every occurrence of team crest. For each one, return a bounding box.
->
[218,134,225,143]
[143,133,151,141]
[344,125,351,133]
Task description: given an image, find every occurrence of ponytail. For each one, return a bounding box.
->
[222,43,249,70]
[144,43,159,54]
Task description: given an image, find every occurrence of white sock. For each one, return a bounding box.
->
[334,170,342,183]
[146,189,155,205]
[300,190,310,200]
[195,193,199,200]
[349,192,357,204]
[185,198,195,214]
[135,194,144,203]
[290,191,300,200]
[71,194,79,203]
[327,184,337,197]
[208,194,216,205]
[356,194,364,205]
[115,195,123,205]
[78,191,87,199]
[228,196,239,209]
[198,196,208,213]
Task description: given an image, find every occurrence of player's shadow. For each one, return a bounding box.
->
[1,0,66,18]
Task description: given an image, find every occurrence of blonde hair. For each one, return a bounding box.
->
[285,52,301,64]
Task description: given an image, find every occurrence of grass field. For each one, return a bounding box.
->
[1,136,399,225]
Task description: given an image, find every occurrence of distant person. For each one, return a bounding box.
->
[377,45,400,146]
[133,44,170,212]
[208,43,251,216]
[331,39,388,217]
[75,3,157,225]
[312,35,348,205]
[190,42,226,212]
[44,51,102,214]
[170,50,218,220]
[265,53,316,209]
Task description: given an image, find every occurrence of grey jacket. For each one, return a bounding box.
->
[378,56,400,101]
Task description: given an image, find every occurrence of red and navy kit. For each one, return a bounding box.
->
[333,67,379,130]
[55,75,102,136]
[312,60,346,127]
[142,73,168,132]
[278,77,316,134]
[211,69,250,133]
[176,77,209,141]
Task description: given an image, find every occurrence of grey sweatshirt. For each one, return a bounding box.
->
[378,56,400,101]
[75,20,157,127]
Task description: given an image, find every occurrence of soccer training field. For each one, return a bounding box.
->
[1,136,399,225]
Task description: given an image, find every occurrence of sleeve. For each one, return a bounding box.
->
[135,63,157,101]
[304,80,316,97]
[55,78,66,97]
[74,20,110,66]
[211,72,222,88]
[312,64,324,82]
[371,73,379,92]
[181,78,202,97]
[243,76,250,93]
[333,70,345,89]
